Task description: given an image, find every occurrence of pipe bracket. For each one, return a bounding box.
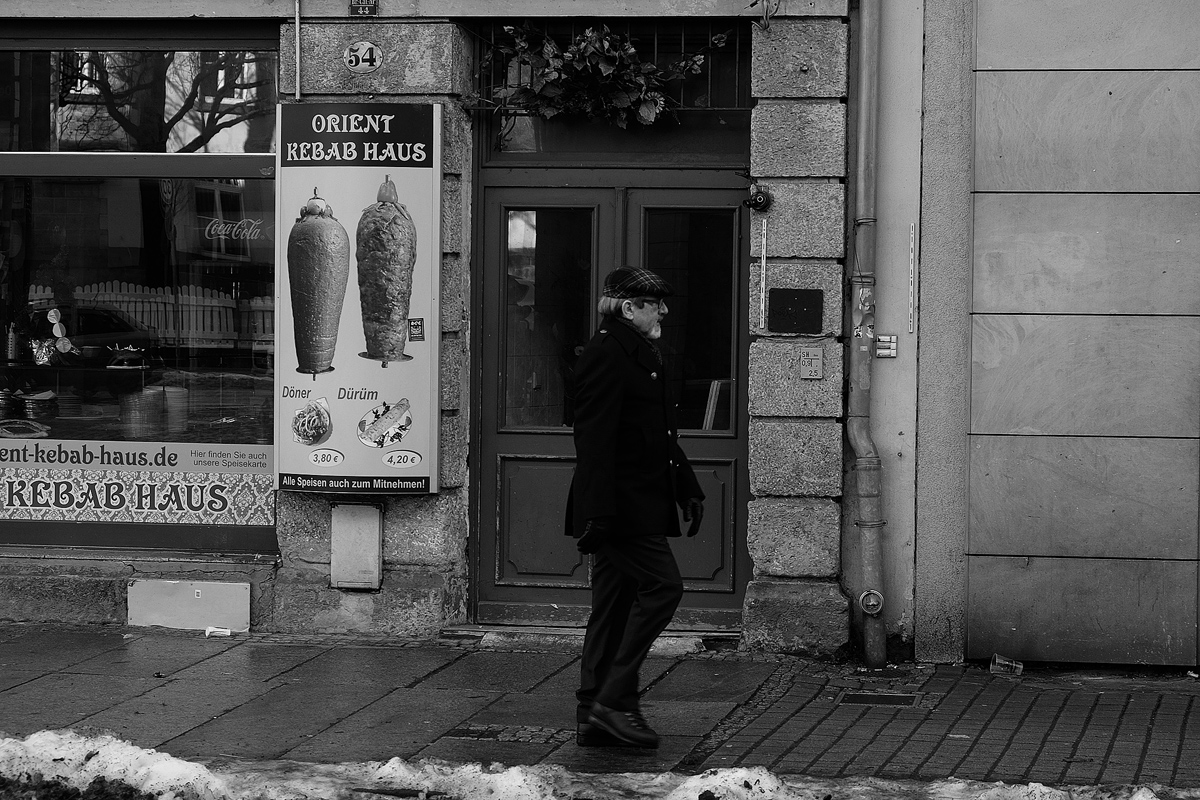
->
[859,589,885,616]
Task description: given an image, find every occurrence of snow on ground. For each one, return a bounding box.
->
[0,730,1192,800]
[0,730,229,799]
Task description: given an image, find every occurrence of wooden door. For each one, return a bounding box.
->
[474,184,749,628]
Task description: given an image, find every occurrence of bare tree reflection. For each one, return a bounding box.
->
[58,50,276,153]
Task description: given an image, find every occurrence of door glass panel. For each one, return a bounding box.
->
[503,208,593,428]
[645,208,736,432]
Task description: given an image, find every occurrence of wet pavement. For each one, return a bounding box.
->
[3,622,1200,788]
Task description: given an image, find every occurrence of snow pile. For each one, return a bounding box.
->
[665,767,797,799]
[375,759,575,800]
[369,761,795,800]
[0,730,1192,800]
[0,730,230,800]
[974,783,1170,800]
[930,780,1169,800]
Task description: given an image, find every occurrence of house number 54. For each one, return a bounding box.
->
[344,41,383,74]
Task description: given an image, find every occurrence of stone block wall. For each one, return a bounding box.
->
[741,13,850,655]
[266,20,472,635]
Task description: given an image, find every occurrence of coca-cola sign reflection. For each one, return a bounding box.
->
[205,217,267,241]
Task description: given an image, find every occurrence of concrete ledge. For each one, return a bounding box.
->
[280,22,471,97]
[747,497,840,578]
[749,261,843,338]
[446,626,729,656]
[383,490,468,569]
[0,574,125,625]
[751,184,846,260]
[752,101,847,178]
[741,578,848,655]
[752,18,849,99]
[440,336,465,411]
[440,411,469,488]
[442,175,465,254]
[749,419,843,496]
[749,340,844,417]
[441,255,467,334]
[0,551,278,628]
[267,569,464,636]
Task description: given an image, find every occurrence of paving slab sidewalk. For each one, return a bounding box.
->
[3,623,1200,788]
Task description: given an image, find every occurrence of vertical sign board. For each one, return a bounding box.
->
[275,103,441,494]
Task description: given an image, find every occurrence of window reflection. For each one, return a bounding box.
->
[645,208,735,431]
[503,208,592,428]
[1,50,277,153]
[1,176,274,444]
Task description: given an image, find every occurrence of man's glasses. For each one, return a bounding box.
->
[633,297,667,311]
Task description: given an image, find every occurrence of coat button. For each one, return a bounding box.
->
[651,372,658,379]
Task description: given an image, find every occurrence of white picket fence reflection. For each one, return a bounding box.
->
[28,282,274,351]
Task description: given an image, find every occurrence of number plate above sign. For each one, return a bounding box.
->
[344,41,383,74]
[349,0,378,15]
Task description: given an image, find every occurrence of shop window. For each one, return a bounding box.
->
[0,25,277,549]
[5,173,275,443]
[0,172,276,535]
[3,48,277,153]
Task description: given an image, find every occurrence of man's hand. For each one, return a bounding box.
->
[577,516,615,554]
[683,497,704,537]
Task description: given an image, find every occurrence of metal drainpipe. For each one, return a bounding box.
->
[848,0,887,669]
[294,0,302,101]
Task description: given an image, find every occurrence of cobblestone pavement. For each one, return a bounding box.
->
[3,622,1200,788]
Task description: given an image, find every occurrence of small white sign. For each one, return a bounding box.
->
[344,41,383,74]
[800,347,823,380]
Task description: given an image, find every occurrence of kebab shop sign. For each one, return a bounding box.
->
[275,103,441,494]
[281,108,433,166]
[0,440,273,523]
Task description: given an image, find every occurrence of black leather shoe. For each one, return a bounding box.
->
[587,702,659,748]
[576,722,628,747]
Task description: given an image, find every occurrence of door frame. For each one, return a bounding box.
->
[468,167,752,628]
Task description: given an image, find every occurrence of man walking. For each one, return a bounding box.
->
[565,265,705,749]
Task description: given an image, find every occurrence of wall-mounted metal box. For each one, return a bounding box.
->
[331,503,383,589]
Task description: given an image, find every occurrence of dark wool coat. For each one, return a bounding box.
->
[565,316,703,540]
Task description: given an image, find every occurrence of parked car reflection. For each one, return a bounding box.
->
[24,304,159,366]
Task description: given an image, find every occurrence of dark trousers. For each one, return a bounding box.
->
[576,535,684,721]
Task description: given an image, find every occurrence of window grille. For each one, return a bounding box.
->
[472,18,751,114]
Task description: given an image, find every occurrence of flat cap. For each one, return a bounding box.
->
[601,266,674,299]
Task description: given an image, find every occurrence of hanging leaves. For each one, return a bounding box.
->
[481,24,727,129]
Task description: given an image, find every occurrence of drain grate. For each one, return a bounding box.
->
[837,691,920,706]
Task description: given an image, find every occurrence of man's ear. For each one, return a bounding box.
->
[620,299,635,319]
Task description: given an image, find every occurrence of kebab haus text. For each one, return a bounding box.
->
[281,110,434,169]
[0,440,272,516]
